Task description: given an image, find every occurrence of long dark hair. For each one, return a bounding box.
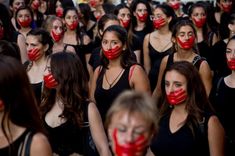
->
[15,6,34,29]
[41,52,89,126]
[101,25,137,69]
[159,61,213,135]
[0,56,43,145]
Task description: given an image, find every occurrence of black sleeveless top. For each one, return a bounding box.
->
[166,52,205,70]
[43,101,91,156]
[148,42,172,91]
[31,82,43,105]
[0,129,32,156]
[94,66,132,121]
[150,112,211,156]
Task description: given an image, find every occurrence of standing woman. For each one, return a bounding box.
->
[41,52,111,156]
[90,25,151,122]
[106,90,157,156]
[214,0,233,25]
[114,3,142,63]
[149,61,224,156]
[166,0,186,18]
[143,4,176,92]
[130,0,153,64]
[9,0,25,31]
[0,56,52,156]
[25,28,53,105]
[188,2,218,67]
[42,15,75,53]
[28,0,44,28]
[62,7,92,80]
[153,19,212,101]
[209,36,235,156]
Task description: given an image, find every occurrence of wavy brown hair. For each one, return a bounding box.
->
[40,52,89,126]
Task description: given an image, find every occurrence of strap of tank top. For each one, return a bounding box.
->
[129,64,137,81]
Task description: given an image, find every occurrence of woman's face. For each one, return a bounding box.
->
[51,19,63,34]
[102,31,123,51]
[11,0,25,13]
[26,35,45,61]
[226,39,235,70]
[151,8,170,29]
[16,9,32,28]
[64,10,78,25]
[218,0,232,12]
[134,3,148,22]
[167,0,181,10]
[191,7,206,28]
[108,111,153,156]
[117,8,131,28]
[175,25,196,50]
[165,70,188,105]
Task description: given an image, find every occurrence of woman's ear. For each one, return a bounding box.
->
[43,44,49,52]
[171,37,176,43]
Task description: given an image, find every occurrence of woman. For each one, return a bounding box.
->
[42,15,75,53]
[153,19,212,101]
[209,36,235,156]
[149,61,224,156]
[166,0,186,18]
[214,0,233,24]
[9,0,25,31]
[0,55,52,156]
[25,28,53,105]
[41,52,111,156]
[210,12,235,81]
[90,25,150,122]
[89,13,120,71]
[114,3,142,63]
[62,7,92,80]
[28,0,44,28]
[188,2,218,67]
[130,0,153,64]
[143,4,176,92]
[106,90,157,156]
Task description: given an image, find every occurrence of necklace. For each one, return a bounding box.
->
[104,69,124,89]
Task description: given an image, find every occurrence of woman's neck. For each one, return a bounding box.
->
[157,26,171,35]
[136,20,145,30]
[176,49,194,59]
[33,55,47,67]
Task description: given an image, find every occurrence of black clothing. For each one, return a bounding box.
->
[31,81,43,105]
[150,112,211,156]
[148,42,172,91]
[94,66,132,121]
[89,46,101,71]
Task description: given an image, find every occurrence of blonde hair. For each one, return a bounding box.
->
[42,15,64,32]
[105,90,158,131]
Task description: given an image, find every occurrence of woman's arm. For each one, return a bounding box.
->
[152,56,168,100]
[17,34,28,64]
[199,61,212,97]
[89,66,101,102]
[129,65,151,94]
[88,102,112,156]
[31,133,53,156]
[208,115,225,156]
[143,34,151,75]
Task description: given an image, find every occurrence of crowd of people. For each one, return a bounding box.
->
[0,0,234,156]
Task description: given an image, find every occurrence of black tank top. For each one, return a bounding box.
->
[148,42,172,91]
[43,101,90,156]
[94,66,131,121]
[0,129,32,156]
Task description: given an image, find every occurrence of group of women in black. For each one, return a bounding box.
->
[0,0,234,155]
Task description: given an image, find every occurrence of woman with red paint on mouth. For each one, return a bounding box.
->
[40,52,111,156]
[166,0,186,18]
[90,25,150,122]
[152,19,212,103]
[143,4,176,92]
[214,0,233,25]
[209,36,235,156]
[28,0,44,28]
[114,3,142,63]
[148,61,225,156]
[188,2,219,69]
[42,15,75,54]
[62,7,93,82]
[105,90,157,156]
[130,0,153,64]
[25,28,53,105]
